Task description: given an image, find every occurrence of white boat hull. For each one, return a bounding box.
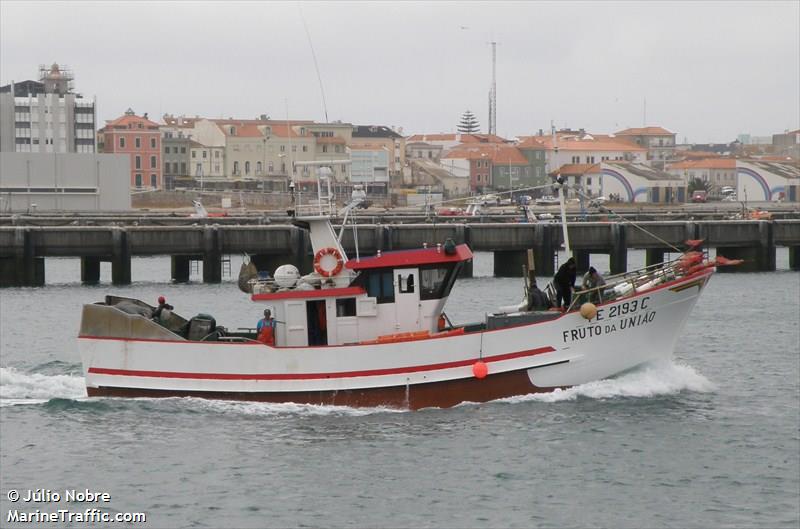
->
[78,270,712,409]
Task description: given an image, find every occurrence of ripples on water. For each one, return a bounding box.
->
[1,251,798,528]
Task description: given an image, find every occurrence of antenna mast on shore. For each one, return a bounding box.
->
[488,41,497,136]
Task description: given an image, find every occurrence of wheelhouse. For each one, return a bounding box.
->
[251,244,472,347]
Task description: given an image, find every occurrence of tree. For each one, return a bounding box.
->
[457,110,480,134]
[687,177,711,194]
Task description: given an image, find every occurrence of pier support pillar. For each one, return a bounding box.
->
[645,249,666,268]
[111,228,131,285]
[171,255,191,283]
[609,224,628,275]
[81,257,101,285]
[493,250,527,278]
[574,250,591,274]
[717,221,776,273]
[202,226,222,283]
[1,228,45,286]
[789,246,800,271]
[532,224,556,277]
[458,259,474,278]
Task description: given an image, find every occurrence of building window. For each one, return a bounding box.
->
[135,173,142,187]
[180,147,186,154]
[587,177,592,186]
[180,162,186,174]
[149,155,156,168]
[119,137,125,148]
[302,145,308,152]
[268,161,274,172]
[572,156,580,163]
[292,145,297,152]
[280,145,285,152]
[322,145,328,153]
[135,156,141,169]
[341,164,347,172]
[256,161,262,174]
[151,138,156,149]
[245,161,250,175]
[150,174,157,188]
[135,137,141,148]
[233,161,239,174]
[214,164,220,173]
[202,150,207,158]
[214,151,219,158]
[192,151,196,158]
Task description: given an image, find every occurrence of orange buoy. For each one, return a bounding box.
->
[580,302,598,320]
[472,361,488,379]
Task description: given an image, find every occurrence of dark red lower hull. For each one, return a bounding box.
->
[86,368,558,410]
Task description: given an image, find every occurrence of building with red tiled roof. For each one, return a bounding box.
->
[442,143,531,192]
[666,158,737,195]
[99,108,162,189]
[614,126,677,168]
[772,129,800,159]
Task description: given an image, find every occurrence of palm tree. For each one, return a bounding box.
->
[457,110,480,134]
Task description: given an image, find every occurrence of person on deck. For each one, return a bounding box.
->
[582,266,606,303]
[152,295,174,322]
[257,309,276,345]
[554,257,577,310]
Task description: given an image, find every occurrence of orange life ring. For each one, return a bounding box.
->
[313,247,344,277]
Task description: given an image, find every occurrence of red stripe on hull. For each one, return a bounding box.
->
[87,346,555,381]
[86,367,560,410]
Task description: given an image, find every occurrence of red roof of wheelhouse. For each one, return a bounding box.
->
[345,244,473,271]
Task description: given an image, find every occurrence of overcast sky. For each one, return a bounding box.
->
[1,1,798,143]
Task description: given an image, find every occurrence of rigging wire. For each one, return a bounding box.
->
[298,5,329,123]
[567,185,684,253]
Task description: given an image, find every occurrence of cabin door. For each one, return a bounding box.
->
[393,268,420,330]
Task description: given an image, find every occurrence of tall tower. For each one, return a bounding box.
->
[488,41,497,136]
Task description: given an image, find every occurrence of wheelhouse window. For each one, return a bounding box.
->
[419,263,459,300]
[398,273,415,293]
[358,270,394,304]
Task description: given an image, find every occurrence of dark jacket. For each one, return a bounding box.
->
[554,260,576,291]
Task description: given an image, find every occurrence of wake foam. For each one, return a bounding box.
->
[0,367,86,407]
[502,360,715,404]
[184,397,405,417]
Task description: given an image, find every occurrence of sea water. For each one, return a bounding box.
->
[1,251,798,528]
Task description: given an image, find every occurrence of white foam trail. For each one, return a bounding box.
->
[501,360,715,404]
[0,367,86,406]
[184,397,405,417]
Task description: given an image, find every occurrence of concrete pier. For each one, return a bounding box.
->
[111,228,131,285]
[789,247,800,271]
[81,256,101,284]
[171,255,191,283]
[645,249,666,267]
[609,224,628,275]
[1,219,797,286]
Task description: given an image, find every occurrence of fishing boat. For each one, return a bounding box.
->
[77,168,737,409]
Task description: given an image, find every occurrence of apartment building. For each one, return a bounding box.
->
[351,125,405,174]
[614,126,677,167]
[99,109,162,189]
[0,64,95,153]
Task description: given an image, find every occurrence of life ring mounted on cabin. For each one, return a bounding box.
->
[313,247,344,277]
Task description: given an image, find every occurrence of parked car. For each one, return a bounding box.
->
[535,195,560,206]
[589,196,608,207]
[691,190,708,203]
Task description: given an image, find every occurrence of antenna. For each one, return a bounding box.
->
[643,96,647,127]
[488,41,497,136]
[298,6,329,123]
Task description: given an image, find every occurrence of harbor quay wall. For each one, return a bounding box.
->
[1,220,798,286]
